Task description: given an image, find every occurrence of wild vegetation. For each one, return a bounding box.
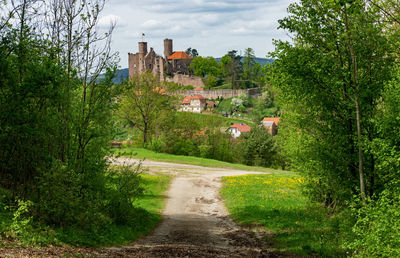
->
[0,0,162,247]
[267,0,400,255]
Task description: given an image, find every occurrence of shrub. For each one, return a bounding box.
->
[149,136,166,153]
[345,188,400,257]
[105,163,144,225]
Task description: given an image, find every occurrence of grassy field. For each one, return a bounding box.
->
[221,174,346,257]
[113,147,284,174]
[0,173,171,248]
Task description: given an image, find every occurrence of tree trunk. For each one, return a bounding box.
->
[344,7,366,203]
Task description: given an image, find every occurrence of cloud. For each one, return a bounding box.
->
[98,14,124,28]
[142,19,165,29]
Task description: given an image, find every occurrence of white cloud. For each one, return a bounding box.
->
[98,14,123,28]
[142,19,164,29]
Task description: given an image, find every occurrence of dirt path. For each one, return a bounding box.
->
[108,158,287,257]
[1,159,291,257]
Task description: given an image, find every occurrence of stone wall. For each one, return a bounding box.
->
[165,74,205,88]
[176,88,261,99]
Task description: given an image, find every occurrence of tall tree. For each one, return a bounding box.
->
[270,0,395,205]
[221,50,242,89]
[185,47,199,58]
[0,0,119,226]
[119,73,176,146]
[242,47,256,85]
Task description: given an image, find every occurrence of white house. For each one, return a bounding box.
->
[227,122,251,138]
[181,95,207,113]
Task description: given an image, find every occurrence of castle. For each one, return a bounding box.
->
[128,39,205,87]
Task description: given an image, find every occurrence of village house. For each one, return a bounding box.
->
[262,117,280,135]
[181,95,207,113]
[227,122,251,138]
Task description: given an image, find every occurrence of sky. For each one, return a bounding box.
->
[99,0,296,68]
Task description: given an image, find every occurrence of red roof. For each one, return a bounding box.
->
[262,117,280,126]
[182,96,191,104]
[182,95,206,104]
[192,95,206,103]
[168,51,193,60]
[229,123,251,133]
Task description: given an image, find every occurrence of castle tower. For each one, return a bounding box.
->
[138,42,148,73]
[164,38,173,59]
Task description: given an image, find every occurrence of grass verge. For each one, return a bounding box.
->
[113,147,282,174]
[220,174,346,257]
[0,173,171,248]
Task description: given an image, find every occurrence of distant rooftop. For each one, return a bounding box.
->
[168,51,193,60]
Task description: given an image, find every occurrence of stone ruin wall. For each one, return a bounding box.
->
[165,74,205,88]
[176,87,261,99]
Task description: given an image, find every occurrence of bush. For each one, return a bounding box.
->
[344,189,400,257]
[149,136,166,153]
[239,126,277,167]
[36,161,83,227]
[106,163,144,225]
[205,75,218,89]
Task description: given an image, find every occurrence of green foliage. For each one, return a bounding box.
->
[251,89,279,122]
[0,0,161,248]
[9,200,33,241]
[123,111,278,168]
[271,0,395,206]
[185,47,199,58]
[220,50,243,89]
[238,126,277,167]
[0,173,171,247]
[106,164,144,225]
[189,56,220,78]
[119,72,177,146]
[345,189,400,257]
[217,98,234,113]
[204,75,219,89]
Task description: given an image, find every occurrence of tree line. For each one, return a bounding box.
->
[188,48,267,89]
[270,0,400,255]
[0,0,145,244]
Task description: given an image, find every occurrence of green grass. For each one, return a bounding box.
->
[221,174,346,257]
[0,173,171,248]
[114,147,283,174]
